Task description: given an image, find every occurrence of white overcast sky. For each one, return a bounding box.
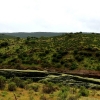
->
[0,0,100,32]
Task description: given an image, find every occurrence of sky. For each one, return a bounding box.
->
[0,0,100,32]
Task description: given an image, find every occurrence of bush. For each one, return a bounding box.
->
[40,95,48,100]
[41,62,51,68]
[57,86,70,100]
[96,52,100,57]
[96,66,100,71]
[73,49,78,55]
[1,91,8,97]
[64,63,68,67]
[70,63,78,70]
[19,81,26,88]
[42,82,55,94]
[8,82,16,91]
[26,79,33,84]
[60,60,65,65]
[61,86,70,92]
[75,55,84,62]
[9,77,26,88]
[0,42,9,47]
[0,76,6,90]
[39,80,48,84]
[52,57,59,63]
[68,96,79,100]
[0,58,3,63]
[30,85,39,92]
[10,77,21,87]
[79,86,89,97]
[55,63,61,68]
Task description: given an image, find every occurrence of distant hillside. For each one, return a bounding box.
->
[5,32,64,38]
[0,34,15,39]
[1,32,100,73]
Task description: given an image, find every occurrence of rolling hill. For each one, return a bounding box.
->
[0,32,100,73]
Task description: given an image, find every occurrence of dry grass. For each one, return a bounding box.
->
[0,82,100,100]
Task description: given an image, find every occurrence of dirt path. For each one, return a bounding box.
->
[46,67,100,78]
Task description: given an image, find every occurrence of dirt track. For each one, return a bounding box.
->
[46,67,100,79]
[65,70,100,78]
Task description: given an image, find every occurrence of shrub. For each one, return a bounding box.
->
[96,66,100,71]
[40,95,48,100]
[0,53,9,59]
[75,55,84,62]
[0,76,6,90]
[41,62,51,68]
[19,81,26,88]
[10,77,21,87]
[68,96,79,100]
[58,89,68,100]
[1,91,8,97]
[73,49,78,55]
[0,58,3,63]
[25,84,31,90]
[8,82,16,91]
[55,63,61,68]
[42,82,55,94]
[60,60,65,65]
[30,85,39,92]
[56,54,62,59]
[61,86,70,92]
[0,42,9,47]
[79,86,89,97]
[57,86,70,100]
[26,79,33,84]
[96,52,100,57]
[70,63,78,70]
[9,77,26,88]
[52,57,59,63]
[64,63,68,67]
[39,79,48,84]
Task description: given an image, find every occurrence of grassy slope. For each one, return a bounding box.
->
[0,32,100,71]
[0,82,99,100]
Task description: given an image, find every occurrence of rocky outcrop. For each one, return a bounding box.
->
[43,74,100,89]
[0,69,100,89]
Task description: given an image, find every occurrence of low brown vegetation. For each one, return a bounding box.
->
[0,76,99,100]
